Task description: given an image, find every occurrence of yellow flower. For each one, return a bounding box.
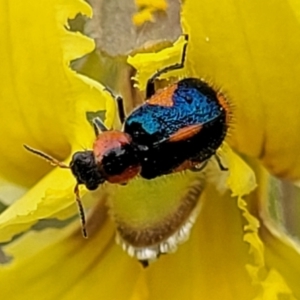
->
[0,1,300,300]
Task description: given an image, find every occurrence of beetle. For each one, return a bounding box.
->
[24,34,230,238]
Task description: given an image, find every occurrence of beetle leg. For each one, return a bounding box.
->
[190,160,208,172]
[92,117,109,136]
[104,87,126,124]
[214,154,228,171]
[74,184,88,238]
[146,34,189,99]
[116,96,126,124]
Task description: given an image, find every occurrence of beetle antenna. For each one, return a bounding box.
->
[24,145,69,169]
[24,145,88,238]
[74,184,88,238]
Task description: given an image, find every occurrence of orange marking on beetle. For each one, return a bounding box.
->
[168,124,203,142]
[217,93,231,124]
[93,131,132,162]
[147,84,177,107]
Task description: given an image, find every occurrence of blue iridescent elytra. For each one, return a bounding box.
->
[124,78,228,179]
[126,78,221,139]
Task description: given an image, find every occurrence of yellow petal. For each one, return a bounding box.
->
[261,224,300,299]
[128,35,188,91]
[0,0,85,186]
[2,2,299,300]
[182,1,300,180]
[2,152,298,299]
[0,154,256,300]
[0,0,116,241]
[252,164,300,298]
[127,25,293,298]
[122,149,258,299]
[0,214,143,299]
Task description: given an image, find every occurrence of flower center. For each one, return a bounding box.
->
[107,171,205,265]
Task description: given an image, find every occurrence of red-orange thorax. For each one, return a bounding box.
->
[93,131,141,184]
[93,131,131,161]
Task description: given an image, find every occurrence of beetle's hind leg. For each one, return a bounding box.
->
[190,153,228,173]
[214,154,228,171]
[146,34,189,99]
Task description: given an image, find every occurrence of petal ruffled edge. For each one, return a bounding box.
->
[0,0,116,242]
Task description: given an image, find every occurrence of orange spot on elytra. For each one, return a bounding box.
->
[217,93,231,124]
[168,124,203,142]
[147,84,177,107]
